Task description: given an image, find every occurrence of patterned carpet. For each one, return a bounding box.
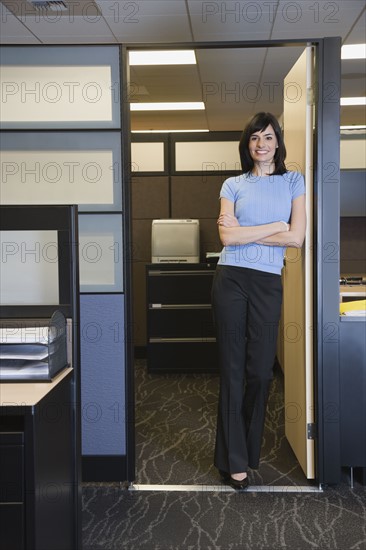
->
[134,358,311,487]
[81,360,366,550]
[82,482,366,550]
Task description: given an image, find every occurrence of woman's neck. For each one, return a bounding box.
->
[251,161,275,177]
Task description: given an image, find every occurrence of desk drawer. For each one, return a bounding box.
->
[148,307,215,338]
[0,442,24,503]
[148,270,215,304]
[147,340,218,373]
[0,504,24,550]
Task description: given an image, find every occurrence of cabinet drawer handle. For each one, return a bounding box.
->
[149,270,214,276]
[149,304,211,310]
[149,337,216,343]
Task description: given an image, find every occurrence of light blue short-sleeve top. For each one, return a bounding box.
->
[217,171,305,275]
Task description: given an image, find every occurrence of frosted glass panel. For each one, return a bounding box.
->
[1,66,112,123]
[1,132,122,211]
[1,150,114,205]
[0,230,59,305]
[175,141,240,171]
[341,139,366,169]
[131,142,165,172]
[1,46,120,129]
[79,215,123,292]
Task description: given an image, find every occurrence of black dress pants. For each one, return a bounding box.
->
[212,265,283,474]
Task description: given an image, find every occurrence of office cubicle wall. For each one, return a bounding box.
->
[0,45,131,481]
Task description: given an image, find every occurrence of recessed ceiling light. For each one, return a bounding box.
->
[340,125,366,130]
[130,102,205,111]
[341,44,366,59]
[340,97,366,106]
[131,129,209,133]
[129,51,196,65]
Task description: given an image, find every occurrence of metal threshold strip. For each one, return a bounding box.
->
[130,484,323,493]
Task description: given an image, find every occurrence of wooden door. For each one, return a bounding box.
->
[282,46,315,479]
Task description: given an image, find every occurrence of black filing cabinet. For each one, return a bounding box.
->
[0,419,24,550]
[146,263,219,373]
[0,371,76,550]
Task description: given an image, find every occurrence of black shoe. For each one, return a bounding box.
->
[226,475,249,491]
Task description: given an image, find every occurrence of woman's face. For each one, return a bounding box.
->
[248,124,278,164]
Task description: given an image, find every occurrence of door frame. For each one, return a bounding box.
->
[315,37,342,485]
[122,38,342,485]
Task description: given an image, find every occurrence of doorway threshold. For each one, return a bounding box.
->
[129,483,323,493]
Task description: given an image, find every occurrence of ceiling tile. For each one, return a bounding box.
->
[21,20,116,42]
[340,105,366,125]
[343,8,366,44]
[0,4,40,43]
[272,0,365,40]
[131,110,208,131]
[2,0,103,17]
[196,48,267,130]
[342,58,366,76]
[341,58,366,98]
[130,65,202,102]
[9,4,117,42]
[196,48,267,80]
[99,0,192,42]
[188,0,274,41]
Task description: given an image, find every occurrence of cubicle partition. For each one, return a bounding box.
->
[0,45,133,482]
[0,205,81,549]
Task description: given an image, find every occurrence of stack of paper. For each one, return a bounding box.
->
[0,311,67,381]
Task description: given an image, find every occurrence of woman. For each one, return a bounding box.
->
[212,112,306,490]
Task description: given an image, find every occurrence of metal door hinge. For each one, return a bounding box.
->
[307,423,316,440]
[307,87,315,106]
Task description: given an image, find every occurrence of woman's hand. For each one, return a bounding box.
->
[256,195,306,248]
[217,212,240,228]
[279,221,290,232]
[217,197,291,246]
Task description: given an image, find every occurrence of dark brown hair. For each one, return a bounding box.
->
[239,112,287,175]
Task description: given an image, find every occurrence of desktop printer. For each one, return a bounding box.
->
[151,219,200,263]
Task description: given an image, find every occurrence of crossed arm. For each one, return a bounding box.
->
[217,194,306,249]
